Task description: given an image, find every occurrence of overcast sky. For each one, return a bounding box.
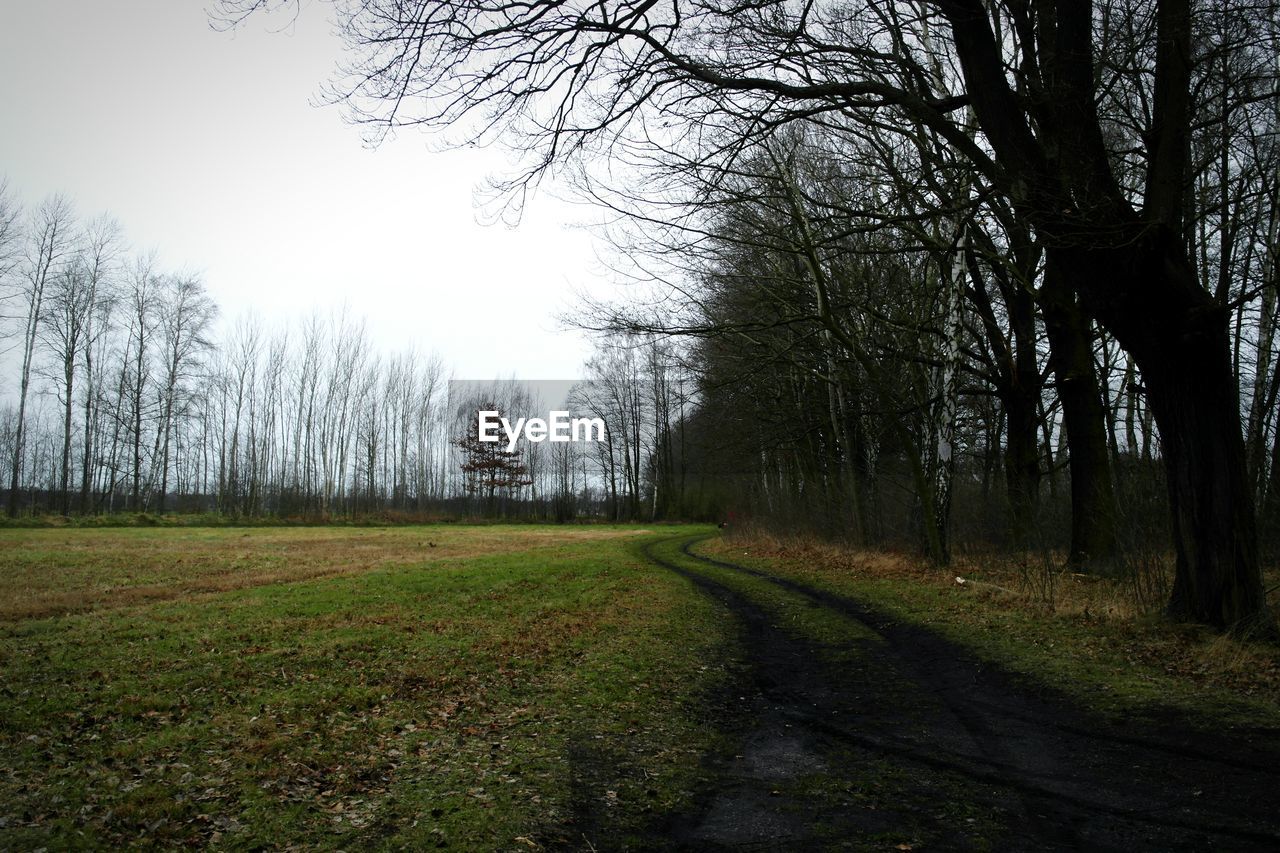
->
[0,0,612,380]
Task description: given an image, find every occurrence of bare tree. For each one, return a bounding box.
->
[38,215,123,513]
[7,195,77,516]
[154,275,217,513]
[120,253,161,509]
[212,0,1275,626]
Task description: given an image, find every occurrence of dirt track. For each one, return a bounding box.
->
[595,535,1280,851]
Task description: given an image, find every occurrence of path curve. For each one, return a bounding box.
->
[626,534,1280,851]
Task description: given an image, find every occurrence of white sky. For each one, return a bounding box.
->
[0,0,612,380]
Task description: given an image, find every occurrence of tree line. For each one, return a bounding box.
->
[218,0,1280,626]
[0,183,696,521]
[0,185,447,518]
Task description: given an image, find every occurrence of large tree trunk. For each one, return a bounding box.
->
[1142,324,1262,627]
[1003,284,1042,550]
[1004,390,1040,548]
[1040,260,1121,574]
[1056,231,1264,629]
[938,0,1263,626]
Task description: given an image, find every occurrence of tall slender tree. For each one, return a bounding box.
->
[8,195,77,517]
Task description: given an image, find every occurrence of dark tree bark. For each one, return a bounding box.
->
[964,250,1042,548]
[1002,284,1042,550]
[1057,231,1262,626]
[942,0,1264,628]
[1041,259,1120,574]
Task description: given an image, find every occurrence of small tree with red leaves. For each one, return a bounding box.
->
[453,403,532,515]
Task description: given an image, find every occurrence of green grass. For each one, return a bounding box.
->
[0,524,728,849]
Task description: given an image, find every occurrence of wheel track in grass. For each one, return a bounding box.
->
[685,541,1280,776]
[571,535,1280,851]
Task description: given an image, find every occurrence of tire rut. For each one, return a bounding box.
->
[622,535,1280,851]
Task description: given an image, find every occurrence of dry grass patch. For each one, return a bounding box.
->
[0,525,654,621]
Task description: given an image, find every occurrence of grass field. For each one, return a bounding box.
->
[4,523,1279,850]
[0,524,729,849]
